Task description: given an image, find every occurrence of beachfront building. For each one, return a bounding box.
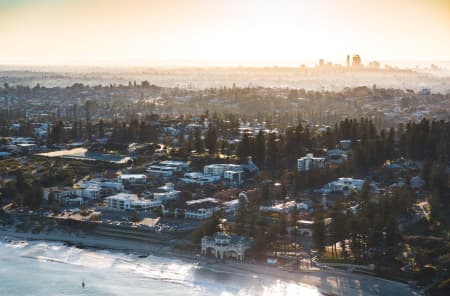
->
[201,232,252,261]
[75,178,124,200]
[161,197,220,220]
[43,187,84,205]
[105,193,155,211]
[297,153,326,172]
[184,198,220,220]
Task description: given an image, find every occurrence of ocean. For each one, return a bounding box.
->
[0,240,322,296]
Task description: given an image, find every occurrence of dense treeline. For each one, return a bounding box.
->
[235,118,448,173]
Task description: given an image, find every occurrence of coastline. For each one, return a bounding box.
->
[0,226,422,296]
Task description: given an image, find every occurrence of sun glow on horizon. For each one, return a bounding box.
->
[0,0,449,66]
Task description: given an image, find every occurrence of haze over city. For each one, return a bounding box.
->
[0,0,449,66]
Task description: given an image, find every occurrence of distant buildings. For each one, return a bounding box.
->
[352,54,361,68]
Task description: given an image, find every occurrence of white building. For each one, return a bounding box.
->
[179,172,221,185]
[117,174,147,185]
[203,163,244,186]
[223,170,243,186]
[105,193,155,211]
[152,183,180,202]
[203,164,243,177]
[223,199,240,214]
[327,149,348,165]
[43,187,83,205]
[184,198,220,220]
[339,140,352,150]
[75,182,102,200]
[297,153,326,172]
[296,219,314,236]
[146,165,175,178]
[145,161,189,178]
[201,232,252,261]
[260,200,297,213]
[159,160,189,172]
[320,177,367,196]
[75,178,124,200]
[296,218,333,237]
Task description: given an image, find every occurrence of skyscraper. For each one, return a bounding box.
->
[346,54,350,67]
[352,54,361,68]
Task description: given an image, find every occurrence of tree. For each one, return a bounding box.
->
[191,215,220,244]
[130,211,141,223]
[254,130,266,168]
[98,119,105,138]
[312,212,326,253]
[205,127,217,154]
[194,128,204,153]
[25,181,43,210]
[430,189,441,221]
[266,132,279,175]
[80,205,90,218]
[15,170,25,193]
[237,133,251,163]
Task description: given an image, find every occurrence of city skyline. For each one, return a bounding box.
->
[0,0,449,65]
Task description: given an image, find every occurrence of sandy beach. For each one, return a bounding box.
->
[0,225,422,296]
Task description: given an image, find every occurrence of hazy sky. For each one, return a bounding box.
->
[0,0,449,65]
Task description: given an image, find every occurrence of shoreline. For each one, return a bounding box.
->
[0,227,421,296]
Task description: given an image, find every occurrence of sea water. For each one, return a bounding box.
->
[0,240,322,296]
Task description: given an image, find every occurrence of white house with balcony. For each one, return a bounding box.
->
[297,153,326,172]
[201,232,252,261]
